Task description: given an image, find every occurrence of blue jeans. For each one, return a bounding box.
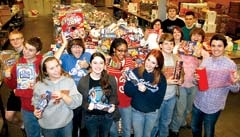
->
[132,107,159,137]
[151,96,176,137]
[41,121,73,137]
[85,114,113,137]
[21,109,41,137]
[170,86,197,132]
[110,121,118,137]
[191,105,221,137]
[119,106,132,137]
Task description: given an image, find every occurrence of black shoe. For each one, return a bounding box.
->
[169,130,179,137]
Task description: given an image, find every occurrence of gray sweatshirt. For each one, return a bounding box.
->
[32,76,82,129]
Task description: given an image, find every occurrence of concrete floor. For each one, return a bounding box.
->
[0,7,240,137]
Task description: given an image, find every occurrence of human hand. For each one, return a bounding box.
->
[34,109,43,119]
[4,68,11,78]
[108,104,115,113]
[138,83,146,92]
[88,102,94,111]
[79,59,89,69]
[61,32,68,48]
[230,70,240,84]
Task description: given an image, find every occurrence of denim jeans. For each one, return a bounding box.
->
[119,106,132,137]
[132,107,158,137]
[41,121,73,137]
[170,86,197,132]
[72,106,82,137]
[85,114,113,137]
[21,109,41,137]
[191,105,221,137]
[151,96,176,137]
[110,121,118,137]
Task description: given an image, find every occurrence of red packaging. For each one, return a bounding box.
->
[196,67,209,91]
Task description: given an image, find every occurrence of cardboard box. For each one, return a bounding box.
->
[128,3,138,13]
[203,23,217,33]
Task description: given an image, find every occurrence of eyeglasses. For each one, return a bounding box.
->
[71,45,82,49]
[10,37,23,42]
[116,49,128,53]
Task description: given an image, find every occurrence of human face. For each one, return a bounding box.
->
[71,45,83,58]
[114,43,128,61]
[191,33,203,42]
[153,21,161,31]
[168,9,177,19]
[160,40,174,54]
[9,33,24,50]
[45,59,61,81]
[185,15,195,27]
[90,56,105,75]
[211,40,225,58]
[145,55,158,73]
[173,29,182,41]
[23,43,38,63]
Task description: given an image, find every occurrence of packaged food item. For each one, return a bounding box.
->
[36,91,52,112]
[17,63,36,89]
[124,67,139,85]
[173,61,183,80]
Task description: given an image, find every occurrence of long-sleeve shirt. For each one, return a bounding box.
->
[124,68,167,113]
[32,76,82,129]
[194,56,240,114]
[107,57,135,108]
[4,55,42,111]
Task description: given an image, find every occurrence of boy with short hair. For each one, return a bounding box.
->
[182,11,196,41]
[162,3,185,33]
[4,37,43,137]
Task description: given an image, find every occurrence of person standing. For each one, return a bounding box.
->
[162,4,185,33]
[140,19,163,50]
[4,37,43,137]
[5,30,24,127]
[78,52,118,137]
[124,49,167,137]
[191,34,240,137]
[32,56,82,137]
[107,38,135,137]
[182,11,196,41]
[151,33,181,137]
[54,36,91,137]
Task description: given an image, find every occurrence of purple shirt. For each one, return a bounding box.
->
[194,56,240,114]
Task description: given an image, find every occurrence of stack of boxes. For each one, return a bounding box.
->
[202,10,217,33]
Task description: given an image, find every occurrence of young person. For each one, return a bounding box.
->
[107,38,135,137]
[124,49,167,137]
[162,4,185,33]
[182,11,196,41]
[32,56,82,137]
[5,30,24,126]
[78,52,118,137]
[54,36,91,137]
[4,37,43,137]
[151,33,182,137]
[141,19,163,50]
[172,26,184,54]
[169,27,209,137]
[191,34,240,137]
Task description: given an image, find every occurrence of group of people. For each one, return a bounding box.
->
[1,3,240,137]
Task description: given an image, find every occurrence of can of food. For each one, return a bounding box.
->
[173,61,183,80]
[195,67,209,91]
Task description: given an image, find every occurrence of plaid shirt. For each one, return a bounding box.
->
[194,56,240,114]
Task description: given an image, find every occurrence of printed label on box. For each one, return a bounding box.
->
[17,64,36,89]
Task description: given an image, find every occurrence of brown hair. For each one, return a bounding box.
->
[26,37,42,52]
[167,3,178,13]
[90,52,112,96]
[190,28,205,42]
[38,56,70,82]
[159,33,174,45]
[67,38,85,54]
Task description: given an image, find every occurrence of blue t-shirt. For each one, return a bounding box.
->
[60,52,91,85]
